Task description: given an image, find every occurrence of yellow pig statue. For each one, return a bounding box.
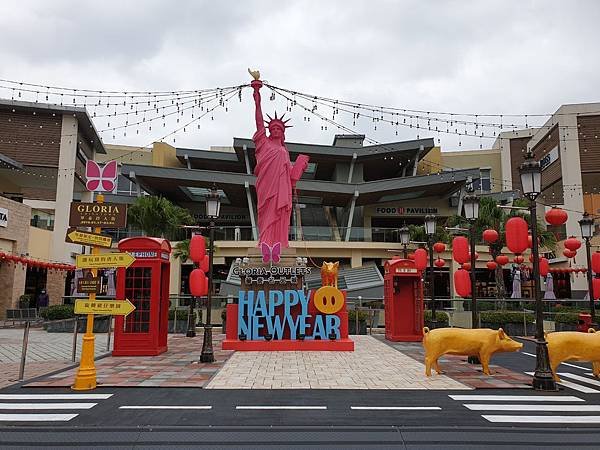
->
[546,328,600,382]
[422,327,523,376]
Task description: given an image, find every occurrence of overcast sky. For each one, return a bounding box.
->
[1,0,599,154]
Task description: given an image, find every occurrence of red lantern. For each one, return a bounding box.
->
[593,252,600,274]
[189,235,206,263]
[527,235,533,249]
[593,278,600,300]
[434,258,445,268]
[514,255,524,264]
[505,217,529,254]
[495,255,509,266]
[408,252,415,260]
[545,207,568,226]
[462,262,471,271]
[483,229,499,244]
[539,258,549,277]
[199,254,209,272]
[564,236,582,252]
[486,261,497,271]
[454,269,471,298]
[433,242,446,253]
[414,248,428,271]
[189,268,208,296]
[452,236,470,264]
[563,249,577,259]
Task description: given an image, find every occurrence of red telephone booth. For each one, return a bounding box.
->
[384,258,424,342]
[113,237,171,356]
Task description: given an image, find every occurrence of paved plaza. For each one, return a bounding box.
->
[0,327,112,389]
[206,335,471,390]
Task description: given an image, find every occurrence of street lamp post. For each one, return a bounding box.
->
[399,224,410,258]
[463,195,480,364]
[579,212,597,326]
[424,215,437,328]
[200,186,221,363]
[520,151,557,391]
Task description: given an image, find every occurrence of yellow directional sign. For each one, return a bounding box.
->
[76,252,135,269]
[66,228,113,248]
[74,299,136,316]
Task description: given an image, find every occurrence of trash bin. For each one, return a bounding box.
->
[577,313,592,332]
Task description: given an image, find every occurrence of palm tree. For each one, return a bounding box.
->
[128,196,194,239]
[173,239,190,263]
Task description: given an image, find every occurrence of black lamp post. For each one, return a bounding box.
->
[463,194,480,364]
[520,151,557,391]
[200,186,221,363]
[399,224,410,258]
[424,215,437,328]
[579,212,597,326]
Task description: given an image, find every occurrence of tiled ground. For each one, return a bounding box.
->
[205,335,471,390]
[27,334,233,388]
[0,361,72,389]
[379,337,532,389]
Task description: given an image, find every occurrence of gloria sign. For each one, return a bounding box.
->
[69,202,127,228]
[238,289,341,340]
[234,265,311,285]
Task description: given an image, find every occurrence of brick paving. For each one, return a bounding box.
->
[205,335,471,390]
[378,337,532,389]
[26,333,233,388]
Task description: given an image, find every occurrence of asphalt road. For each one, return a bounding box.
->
[0,338,598,449]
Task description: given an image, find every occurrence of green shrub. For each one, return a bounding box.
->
[477,301,496,311]
[348,309,369,322]
[480,311,533,324]
[552,305,589,313]
[553,312,579,324]
[40,304,75,320]
[424,310,449,323]
[168,309,198,321]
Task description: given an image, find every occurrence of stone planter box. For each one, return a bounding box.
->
[168,319,189,334]
[349,320,367,335]
[77,316,110,333]
[554,322,577,332]
[425,321,449,329]
[481,321,536,336]
[43,320,76,333]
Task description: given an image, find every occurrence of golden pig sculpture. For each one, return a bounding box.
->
[546,328,600,381]
[321,261,339,288]
[423,327,523,376]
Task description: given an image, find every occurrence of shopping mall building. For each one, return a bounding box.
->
[1,99,599,317]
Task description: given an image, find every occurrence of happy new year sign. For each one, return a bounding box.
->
[238,289,341,340]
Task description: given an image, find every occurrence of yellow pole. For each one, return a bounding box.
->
[72,193,104,390]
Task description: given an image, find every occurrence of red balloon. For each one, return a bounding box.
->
[506,217,529,255]
[593,252,600,274]
[545,207,568,226]
[454,268,471,298]
[539,258,549,277]
[189,235,206,263]
[486,261,497,270]
[452,236,470,264]
[514,255,524,264]
[462,262,472,271]
[564,236,582,252]
[189,268,208,297]
[483,229,499,244]
[199,254,209,272]
[433,242,446,253]
[593,278,600,300]
[495,255,509,266]
[434,258,445,268]
[563,249,577,259]
[414,248,428,271]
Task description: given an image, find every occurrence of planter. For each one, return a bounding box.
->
[349,320,367,335]
[77,316,110,333]
[44,320,75,333]
[425,320,449,329]
[481,321,536,336]
[168,319,189,334]
[554,322,577,332]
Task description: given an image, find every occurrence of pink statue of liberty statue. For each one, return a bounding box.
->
[249,70,309,256]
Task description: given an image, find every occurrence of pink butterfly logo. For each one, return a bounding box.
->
[85,160,118,192]
[261,242,281,264]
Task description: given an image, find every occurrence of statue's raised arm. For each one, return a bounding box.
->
[249,69,263,134]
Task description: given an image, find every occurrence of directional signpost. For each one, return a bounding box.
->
[76,252,135,270]
[66,228,112,248]
[74,299,135,316]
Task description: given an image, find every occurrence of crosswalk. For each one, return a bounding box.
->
[0,393,112,422]
[450,377,600,424]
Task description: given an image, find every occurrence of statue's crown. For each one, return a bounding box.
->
[265,111,292,131]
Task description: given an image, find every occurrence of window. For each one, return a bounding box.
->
[472,168,492,193]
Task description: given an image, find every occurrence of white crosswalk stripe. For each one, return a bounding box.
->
[558,372,600,388]
[525,372,600,393]
[0,393,113,422]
